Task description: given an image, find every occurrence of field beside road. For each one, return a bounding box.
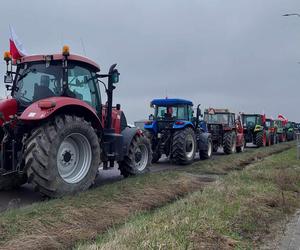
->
[0,142,295,250]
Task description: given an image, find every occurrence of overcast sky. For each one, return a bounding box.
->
[0,0,300,123]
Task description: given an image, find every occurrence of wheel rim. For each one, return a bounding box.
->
[185,134,195,159]
[134,144,148,171]
[57,133,92,184]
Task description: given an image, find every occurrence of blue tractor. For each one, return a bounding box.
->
[144,98,212,164]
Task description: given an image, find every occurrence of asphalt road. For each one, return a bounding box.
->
[0,148,244,213]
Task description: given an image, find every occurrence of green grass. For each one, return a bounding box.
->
[76,147,300,250]
[0,142,294,249]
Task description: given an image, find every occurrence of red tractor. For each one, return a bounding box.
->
[0,46,151,197]
[204,108,245,154]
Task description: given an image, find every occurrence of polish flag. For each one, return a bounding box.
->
[9,25,28,60]
[278,114,288,125]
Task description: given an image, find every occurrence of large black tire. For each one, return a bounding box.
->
[119,133,151,177]
[171,127,196,165]
[255,131,266,147]
[24,115,101,198]
[199,136,212,160]
[223,131,236,154]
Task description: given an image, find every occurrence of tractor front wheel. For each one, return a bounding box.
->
[24,115,101,198]
[118,133,151,177]
[223,131,236,154]
[256,131,266,147]
[171,127,196,165]
[199,137,212,160]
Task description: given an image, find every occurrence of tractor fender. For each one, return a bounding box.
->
[19,97,103,129]
[121,126,141,155]
[144,120,158,134]
[172,121,194,129]
[198,132,211,151]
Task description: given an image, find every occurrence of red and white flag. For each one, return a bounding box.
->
[278,114,288,124]
[9,25,28,60]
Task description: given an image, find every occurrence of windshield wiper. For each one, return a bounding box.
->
[17,68,37,82]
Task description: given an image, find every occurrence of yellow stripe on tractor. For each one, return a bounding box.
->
[254,125,263,132]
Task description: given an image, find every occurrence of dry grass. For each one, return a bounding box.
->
[0,173,205,250]
[76,146,300,250]
[0,142,294,250]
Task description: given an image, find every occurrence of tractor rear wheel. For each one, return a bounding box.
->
[171,127,196,165]
[24,115,101,198]
[223,131,236,154]
[119,133,151,177]
[256,131,266,147]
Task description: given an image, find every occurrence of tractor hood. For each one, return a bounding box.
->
[0,98,18,126]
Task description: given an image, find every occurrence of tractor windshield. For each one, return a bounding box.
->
[155,105,191,120]
[286,122,292,128]
[265,120,273,128]
[204,113,229,124]
[12,61,101,110]
[13,61,63,105]
[242,115,261,127]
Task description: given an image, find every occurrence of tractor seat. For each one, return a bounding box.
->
[32,75,55,101]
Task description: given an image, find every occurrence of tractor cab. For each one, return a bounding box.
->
[265,118,274,129]
[204,108,235,127]
[241,114,265,131]
[145,99,195,132]
[6,53,102,113]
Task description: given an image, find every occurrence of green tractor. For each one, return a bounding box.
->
[275,120,287,143]
[241,114,268,147]
[285,121,296,141]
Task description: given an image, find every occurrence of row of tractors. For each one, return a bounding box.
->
[0,47,297,198]
[143,100,299,165]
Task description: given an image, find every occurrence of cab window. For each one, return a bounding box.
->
[68,65,101,111]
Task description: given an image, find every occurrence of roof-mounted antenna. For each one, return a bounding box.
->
[80,37,87,56]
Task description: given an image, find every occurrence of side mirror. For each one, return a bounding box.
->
[111,71,119,84]
[4,74,13,83]
[109,64,120,84]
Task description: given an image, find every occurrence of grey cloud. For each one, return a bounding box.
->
[0,0,299,122]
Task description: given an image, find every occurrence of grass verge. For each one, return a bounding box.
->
[0,142,294,249]
[76,146,300,250]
